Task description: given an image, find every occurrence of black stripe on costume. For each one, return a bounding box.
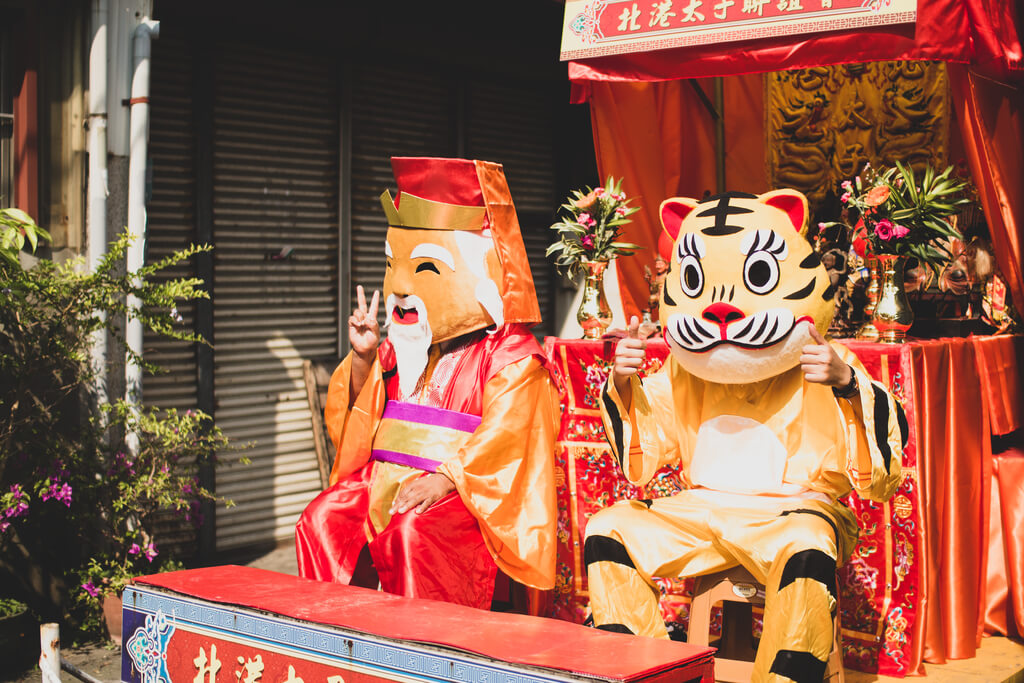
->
[584,535,636,569]
[601,383,626,467]
[896,399,909,448]
[596,623,635,634]
[769,650,828,683]
[780,508,839,545]
[778,549,837,600]
[871,382,894,471]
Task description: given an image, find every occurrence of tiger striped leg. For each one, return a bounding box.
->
[584,504,668,638]
[754,540,839,682]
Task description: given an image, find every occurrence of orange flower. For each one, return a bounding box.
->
[864,185,890,207]
[572,190,600,211]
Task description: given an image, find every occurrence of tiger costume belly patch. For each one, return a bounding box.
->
[657,190,836,384]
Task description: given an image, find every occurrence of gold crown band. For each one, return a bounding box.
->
[380,190,488,231]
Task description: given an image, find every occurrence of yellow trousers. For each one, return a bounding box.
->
[585,490,857,683]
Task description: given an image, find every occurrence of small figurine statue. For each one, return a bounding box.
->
[642,255,669,326]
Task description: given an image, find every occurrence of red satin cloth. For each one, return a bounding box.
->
[295,463,497,610]
[567,0,1021,86]
[842,335,1024,671]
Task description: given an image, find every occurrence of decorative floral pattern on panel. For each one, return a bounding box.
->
[126,611,175,683]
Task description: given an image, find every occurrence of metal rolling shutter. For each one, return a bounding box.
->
[211,43,339,550]
[349,68,558,335]
[144,36,200,556]
[145,36,198,411]
[349,64,450,315]
[466,79,558,336]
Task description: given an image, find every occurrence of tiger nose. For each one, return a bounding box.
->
[702,302,745,325]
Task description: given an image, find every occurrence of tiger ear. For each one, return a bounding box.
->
[659,197,700,259]
[760,189,809,235]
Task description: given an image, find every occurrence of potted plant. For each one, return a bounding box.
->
[0,210,244,642]
[547,177,641,338]
[820,161,970,342]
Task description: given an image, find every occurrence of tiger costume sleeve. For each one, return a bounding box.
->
[834,343,907,502]
[600,369,682,487]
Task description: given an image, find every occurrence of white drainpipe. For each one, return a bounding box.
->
[87,0,109,406]
[125,17,159,449]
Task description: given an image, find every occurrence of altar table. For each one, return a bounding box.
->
[541,334,1024,677]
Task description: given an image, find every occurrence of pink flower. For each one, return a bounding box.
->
[840,193,851,203]
[891,223,910,238]
[143,543,158,562]
[129,543,141,555]
[577,212,596,228]
[874,219,896,241]
[81,582,99,598]
[41,481,72,507]
[594,187,606,197]
[581,234,595,250]
[841,180,853,191]
[615,206,628,217]
[817,222,827,233]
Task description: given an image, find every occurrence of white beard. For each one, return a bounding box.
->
[385,294,433,398]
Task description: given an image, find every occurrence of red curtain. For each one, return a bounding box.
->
[949,66,1024,312]
[586,76,766,319]
[568,0,1019,86]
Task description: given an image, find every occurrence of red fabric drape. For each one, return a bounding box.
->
[910,339,991,665]
[949,66,1024,312]
[990,449,1024,638]
[568,0,1020,88]
[587,76,766,319]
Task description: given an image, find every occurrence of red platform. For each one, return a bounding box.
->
[122,566,714,683]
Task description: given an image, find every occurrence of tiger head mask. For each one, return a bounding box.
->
[658,189,835,384]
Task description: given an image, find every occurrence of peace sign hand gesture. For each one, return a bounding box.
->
[350,285,380,362]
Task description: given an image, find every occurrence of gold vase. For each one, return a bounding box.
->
[856,256,881,340]
[872,254,914,343]
[577,260,613,340]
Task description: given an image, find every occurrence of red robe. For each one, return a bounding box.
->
[295,324,558,608]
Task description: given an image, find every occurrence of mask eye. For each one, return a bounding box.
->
[415,261,440,274]
[678,254,704,298]
[743,251,780,294]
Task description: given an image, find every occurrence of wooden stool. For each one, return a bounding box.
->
[686,566,844,682]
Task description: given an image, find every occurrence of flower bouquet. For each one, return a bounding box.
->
[824,161,970,274]
[546,176,641,279]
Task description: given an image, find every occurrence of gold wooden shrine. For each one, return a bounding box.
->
[766,61,949,211]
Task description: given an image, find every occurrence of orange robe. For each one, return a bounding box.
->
[312,325,559,591]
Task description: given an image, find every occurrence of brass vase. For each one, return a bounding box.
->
[872,254,914,343]
[856,256,881,340]
[577,260,613,340]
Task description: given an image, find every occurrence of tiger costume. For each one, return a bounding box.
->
[586,190,906,683]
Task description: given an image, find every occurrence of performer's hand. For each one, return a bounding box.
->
[612,316,647,408]
[350,285,380,362]
[390,473,456,516]
[800,323,853,388]
[348,285,379,402]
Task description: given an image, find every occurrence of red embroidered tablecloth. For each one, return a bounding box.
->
[541,335,1022,677]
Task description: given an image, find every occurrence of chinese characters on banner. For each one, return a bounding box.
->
[560,0,918,60]
[166,630,376,683]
